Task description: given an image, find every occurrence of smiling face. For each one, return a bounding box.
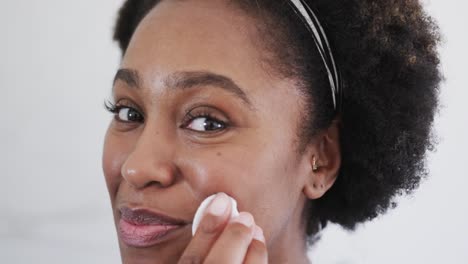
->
[103,0,318,263]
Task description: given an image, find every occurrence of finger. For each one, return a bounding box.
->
[204,212,255,264]
[244,226,268,264]
[179,193,232,264]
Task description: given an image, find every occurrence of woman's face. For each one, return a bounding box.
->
[103,1,315,262]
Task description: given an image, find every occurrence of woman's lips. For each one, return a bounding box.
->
[118,207,189,248]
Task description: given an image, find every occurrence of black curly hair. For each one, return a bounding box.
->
[112,0,441,240]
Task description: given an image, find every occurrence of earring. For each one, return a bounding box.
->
[312,157,318,171]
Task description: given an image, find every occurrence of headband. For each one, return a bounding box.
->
[288,0,341,110]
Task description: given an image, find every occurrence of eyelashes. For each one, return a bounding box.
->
[181,111,229,133]
[104,99,230,133]
[104,100,144,123]
[104,100,118,113]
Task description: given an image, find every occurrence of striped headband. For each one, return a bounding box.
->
[288,0,341,110]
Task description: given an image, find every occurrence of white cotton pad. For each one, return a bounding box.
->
[192,193,240,236]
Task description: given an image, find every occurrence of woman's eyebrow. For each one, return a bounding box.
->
[113,68,141,88]
[165,71,253,108]
[113,68,254,109]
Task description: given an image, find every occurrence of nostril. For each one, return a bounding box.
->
[155,165,179,188]
[142,180,165,189]
[122,160,179,189]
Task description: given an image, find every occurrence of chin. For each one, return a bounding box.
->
[118,229,191,264]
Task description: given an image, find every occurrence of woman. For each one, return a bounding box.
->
[102,0,441,263]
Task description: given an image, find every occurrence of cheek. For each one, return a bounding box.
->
[240,153,300,237]
[102,129,129,202]
[183,143,301,239]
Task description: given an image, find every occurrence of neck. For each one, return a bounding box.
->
[267,231,311,264]
[267,197,311,264]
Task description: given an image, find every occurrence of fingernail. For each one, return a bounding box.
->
[231,212,254,228]
[207,193,229,216]
[253,225,265,243]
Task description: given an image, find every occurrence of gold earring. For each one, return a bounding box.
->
[312,157,318,171]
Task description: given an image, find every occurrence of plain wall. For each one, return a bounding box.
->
[0,0,466,263]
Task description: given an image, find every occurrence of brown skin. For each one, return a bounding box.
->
[102,0,341,263]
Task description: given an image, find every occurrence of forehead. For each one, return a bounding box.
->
[119,0,304,118]
[121,0,268,93]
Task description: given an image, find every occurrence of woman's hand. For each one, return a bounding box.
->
[179,193,268,263]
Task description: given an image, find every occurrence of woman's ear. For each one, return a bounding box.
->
[303,120,341,200]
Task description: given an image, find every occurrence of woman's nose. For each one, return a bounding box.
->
[121,127,178,189]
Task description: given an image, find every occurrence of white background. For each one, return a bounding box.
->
[0,1,466,263]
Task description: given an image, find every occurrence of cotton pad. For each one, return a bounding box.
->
[192,193,240,236]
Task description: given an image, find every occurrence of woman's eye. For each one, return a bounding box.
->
[186,116,226,132]
[116,107,144,123]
